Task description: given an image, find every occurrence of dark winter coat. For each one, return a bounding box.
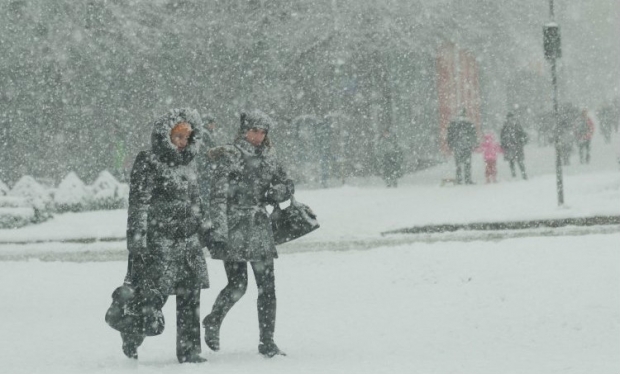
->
[574,114,594,143]
[208,137,294,262]
[126,108,209,295]
[378,134,404,181]
[447,117,477,159]
[500,119,528,161]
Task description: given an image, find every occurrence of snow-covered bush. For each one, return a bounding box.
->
[0,196,36,229]
[89,170,129,210]
[0,180,9,196]
[7,176,53,224]
[54,172,93,212]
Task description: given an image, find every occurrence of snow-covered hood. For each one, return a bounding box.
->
[150,108,202,165]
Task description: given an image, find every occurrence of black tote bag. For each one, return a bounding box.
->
[270,195,320,245]
[104,254,165,336]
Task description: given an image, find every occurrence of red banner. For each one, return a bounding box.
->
[436,42,481,154]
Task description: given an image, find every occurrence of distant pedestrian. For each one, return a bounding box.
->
[447,109,478,184]
[315,119,333,188]
[597,104,615,144]
[574,109,595,164]
[377,130,404,188]
[201,113,223,150]
[500,112,528,179]
[476,133,503,183]
[558,117,574,166]
[196,113,223,212]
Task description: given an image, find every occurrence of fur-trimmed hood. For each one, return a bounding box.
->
[150,108,203,165]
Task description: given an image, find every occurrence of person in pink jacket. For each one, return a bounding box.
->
[476,133,503,183]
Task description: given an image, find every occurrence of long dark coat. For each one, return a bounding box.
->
[500,119,528,161]
[378,134,404,182]
[126,108,209,295]
[447,117,477,160]
[208,137,294,262]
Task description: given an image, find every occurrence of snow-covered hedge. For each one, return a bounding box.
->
[1,177,53,228]
[0,196,36,229]
[54,172,93,213]
[0,179,9,196]
[50,171,128,212]
[89,171,129,210]
[0,171,130,229]
[8,176,54,223]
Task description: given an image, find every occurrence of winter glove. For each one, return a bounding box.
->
[265,184,290,204]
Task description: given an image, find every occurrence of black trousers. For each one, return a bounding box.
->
[578,140,591,164]
[122,285,201,361]
[454,152,473,184]
[508,157,527,179]
[206,260,277,344]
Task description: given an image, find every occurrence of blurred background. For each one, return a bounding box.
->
[0,0,618,187]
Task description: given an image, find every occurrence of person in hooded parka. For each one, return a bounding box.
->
[377,129,404,188]
[122,108,209,363]
[203,110,294,358]
[500,112,528,179]
[447,109,478,184]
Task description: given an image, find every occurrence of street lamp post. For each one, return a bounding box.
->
[544,0,564,206]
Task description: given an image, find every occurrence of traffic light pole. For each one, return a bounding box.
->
[546,0,564,206]
[551,56,564,206]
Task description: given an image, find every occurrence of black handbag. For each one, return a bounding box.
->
[105,255,165,336]
[270,195,320,245]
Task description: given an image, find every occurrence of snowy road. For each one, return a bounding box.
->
[1,233,618,374]
[0,223,619,263]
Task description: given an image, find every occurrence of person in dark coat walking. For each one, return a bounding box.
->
[447,109,478,184]
[500,112,528,179]
[203,110,294,358]
[558,118,575,165]
[122,108,209,363]
[377,130,404,187]
[574,108,595,164]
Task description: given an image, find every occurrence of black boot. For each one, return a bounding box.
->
[259,341,285,358]
[121,332,144,360]
[175,286,204,363]
[203,314,221,352]
[178,353,207,363]
[122,342,138,359]
[257,294,285,357]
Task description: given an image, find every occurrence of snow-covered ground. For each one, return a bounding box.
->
[0,132,618,373]
[1,234,618,374]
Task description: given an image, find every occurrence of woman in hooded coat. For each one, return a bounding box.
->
[203,110,294,358]
[122,108,209,363]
